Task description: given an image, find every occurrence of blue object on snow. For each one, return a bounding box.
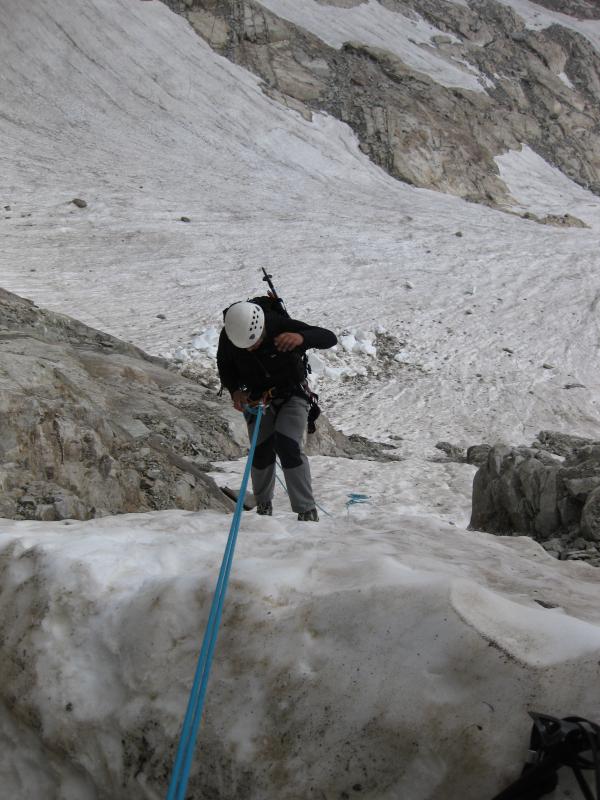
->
[346,492,370,511]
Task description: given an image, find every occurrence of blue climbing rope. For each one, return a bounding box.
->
[166,403,264,800]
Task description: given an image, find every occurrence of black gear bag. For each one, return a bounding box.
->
[492,713,600,800]
[249,294,322,434]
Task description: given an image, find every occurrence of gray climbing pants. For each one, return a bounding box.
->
[245,394,315,514]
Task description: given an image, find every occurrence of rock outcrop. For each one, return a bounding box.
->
[162,0,600,210]
[470,430,600,565]
[0,289,238,521]
[533,0,600,19]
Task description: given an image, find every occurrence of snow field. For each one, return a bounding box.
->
[1,0,600,797]
[3,0,600,452]
[496,145,600,226]
[171,324,380,383]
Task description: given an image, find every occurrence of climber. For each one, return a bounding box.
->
[216,299,337,521]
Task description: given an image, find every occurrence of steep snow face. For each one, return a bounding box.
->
[0,461,599,800]
[498,0,600,52]
[253,0,487,91]
[495,145,600,225]
[2,0,600,452]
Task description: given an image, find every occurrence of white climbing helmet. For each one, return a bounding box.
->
[224,301,265,348]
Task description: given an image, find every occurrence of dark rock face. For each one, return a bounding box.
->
[466,444,492,465]
[533,429,598,457]
[163,0,600,209]
[582,486,600,540]
[531,0,600,20]
[0,289,238,521]
[435,441,466,461]
[470,444,564,537]
[470,431,600,565]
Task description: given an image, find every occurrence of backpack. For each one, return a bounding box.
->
[248,296,321,433]
[248,294,287,318]
[492,713,600,800]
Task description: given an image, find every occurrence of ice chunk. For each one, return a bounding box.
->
[356,341,376,356]
[174,347,190,362]
[190,326,219,357]
[340,334,357,353]
[308,352,326,376]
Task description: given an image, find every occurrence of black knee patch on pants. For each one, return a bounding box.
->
[253,435,276,470]
[275,432,303,470]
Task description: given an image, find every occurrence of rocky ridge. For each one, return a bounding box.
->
[533,0,600,19]
[163,0,600,212]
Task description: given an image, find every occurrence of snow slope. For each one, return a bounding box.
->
[496,145,600,225]
[2,1,600,798]
[498,0,600,53]
[3,0,600,452]
[254,0,487,91]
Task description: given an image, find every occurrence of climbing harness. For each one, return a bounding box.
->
[492,712,600,800]
[346,493,370,514]
[165,404,264,800]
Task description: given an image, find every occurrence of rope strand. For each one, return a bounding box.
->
[166,404,264,800]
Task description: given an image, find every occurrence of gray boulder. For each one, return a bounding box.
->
[470,445,563,538]
[435,441,466,461]
[470,433,600,555]
[466,444,492,465]
[305,411,398,461]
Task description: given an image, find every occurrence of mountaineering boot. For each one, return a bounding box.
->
[298,508,319,522]
[256,501,273,516]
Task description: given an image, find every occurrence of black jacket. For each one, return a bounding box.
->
[217,313,337,397]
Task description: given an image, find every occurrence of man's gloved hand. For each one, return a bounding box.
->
[274,332,304,352]
[231,390,249,412]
